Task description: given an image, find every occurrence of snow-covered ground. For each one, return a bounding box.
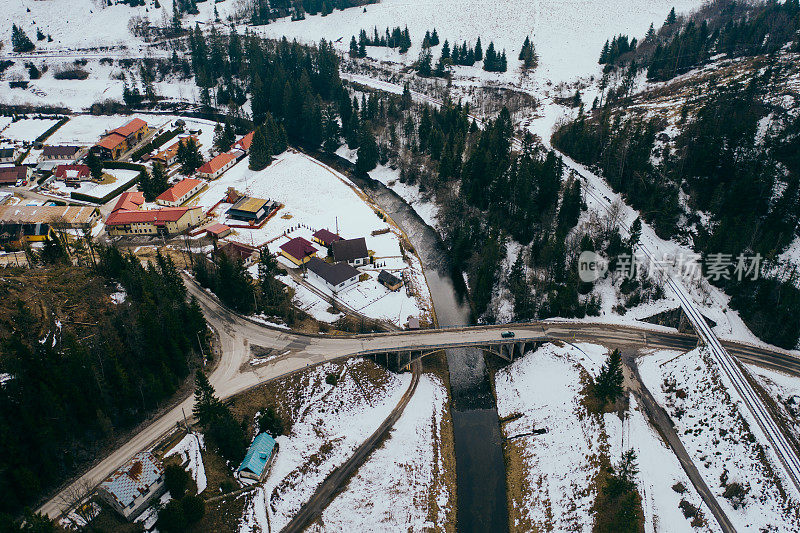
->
[164,432,207,494]
[45,168,139,202]
[196,149,432,326]
[0,117,60,142]
[237,359,411,532]
[639,348,800,531]
[310,373,452,532]
[495,342,717,532]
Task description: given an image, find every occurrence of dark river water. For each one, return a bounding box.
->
[347,169,509,533]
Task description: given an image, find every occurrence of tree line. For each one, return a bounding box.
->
[0,248,207,521]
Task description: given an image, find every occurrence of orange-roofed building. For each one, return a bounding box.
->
[112,191,145,213]
[232,131,254,152]
[151,135,198,167]
[196,152,238,180]
[156,178,204,207]
[93,118,149,160]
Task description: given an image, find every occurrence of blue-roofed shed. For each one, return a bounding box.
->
[237,433,278,481]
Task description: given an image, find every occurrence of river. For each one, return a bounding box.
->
[346,168,509,533]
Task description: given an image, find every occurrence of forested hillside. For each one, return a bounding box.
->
[553,1,800,348]
[0,250,207,518]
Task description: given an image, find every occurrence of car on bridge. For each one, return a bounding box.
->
[501,331,515,339]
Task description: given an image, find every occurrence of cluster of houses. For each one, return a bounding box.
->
[99,431,277,522]
[278,230,404,295]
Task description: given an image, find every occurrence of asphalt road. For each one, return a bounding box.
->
[37,275,800,520]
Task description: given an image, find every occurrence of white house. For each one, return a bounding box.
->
[306,257,360,293]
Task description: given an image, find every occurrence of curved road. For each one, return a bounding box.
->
[37,275,800,520]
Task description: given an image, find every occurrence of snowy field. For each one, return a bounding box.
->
[639,348,800,531]
[238,359,411,532]
[196,149,432,325]
[495,342,718,532]
[46,168,139,202]
[311,374,452,532]
[0,118,60,143]
[257,0,702,86]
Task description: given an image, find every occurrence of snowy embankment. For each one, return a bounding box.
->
[495,343,718,532]
[238,359,411,532]
[165,433,207,494]
[640,348,800,531]
[310,374,452,532]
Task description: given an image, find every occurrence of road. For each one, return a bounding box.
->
[38,273,800,520]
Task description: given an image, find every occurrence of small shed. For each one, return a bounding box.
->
[237,433,278,481]
[205,223,231,239]
[407,316,420,330]
[312,228,342,247]
[378,270,403,291]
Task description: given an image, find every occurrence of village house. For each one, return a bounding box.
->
[218,240,258,265]
[156,177,204,207]
[97,452,166,521]
[378,270,403,291]
[232,131,254,152]
[312,228,342,247]
[204,222,231,239]
[92,118,149,160]
[279,236,317,266]
[0,147,18,164]
[227,196,273,224]
[331,237,370,266]
[306,257,360,293]
[237,433,278,482]
[53,164,92,186]
[196,151,237,180]
[105,191,202,237]
[0,166,32,187]
[0,205,100,244]
[39,145,81,163]
[150,135,198,167]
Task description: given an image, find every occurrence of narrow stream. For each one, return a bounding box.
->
[346,169,509,532]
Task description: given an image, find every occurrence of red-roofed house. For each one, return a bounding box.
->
[232,131,254,152]
[151,135,198,167]
[54,164,91,185]
[205,223,231,239]
[112,191,145,213]
[196,152,238,180]
[93,118,149,160]
[279,237,318,266]
[106,190,201,236]
[312,229,342,247]
[156,178,204,207]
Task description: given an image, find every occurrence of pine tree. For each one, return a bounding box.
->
[417,49,433,76]
[645,23,656,41]
[249,126,272,170]
[595,348,624,404]
[11,24,35,53]
[151,162,168,198]
[355,122,378,173]
[85,151,103,180]
[430,28,440,46]
[474,36,483,61]
[349,35,358,57]
[666,7,677,25]
[440,39,450,59]
[178,137,203,175]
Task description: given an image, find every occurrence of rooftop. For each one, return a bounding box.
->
[378,270,402,286]
[279,237,317,260]
[0,166,27,183]
[312,228,342,245]
[42,145,80,157]
[233,131,254,151]
[99,452,163,509]
[331,237,369,262]
[237,433,277,477]
[112,191,145,213]
[0,205,98,225]
[106,206,197,226]
[156,178,202,204]
[229,196,271,214]
[197,152,237,174]
[307,257,360,287]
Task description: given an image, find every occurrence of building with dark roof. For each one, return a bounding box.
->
[378,270,403,291]
[331,237,369,266]
[279,237,317,266]
[312,228,342,247]
[307,257,360,292]
[0,147,18,164]
[0,166,31,186]
[97,452,165,521]
[227,196,272,223]
[40,145,81,161]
